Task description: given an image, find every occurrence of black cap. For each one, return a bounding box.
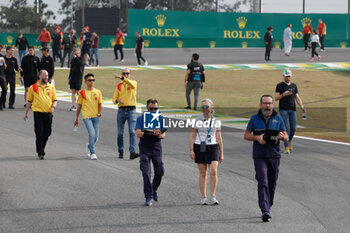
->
[41,48,49,52]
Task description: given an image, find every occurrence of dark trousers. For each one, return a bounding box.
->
[53,47,63,63]
[0,75,7,107]
[140,152,164,198]
[320,35,325,50]
[254,158,280,213]
[185,81,201,109]
[114,44,124,60]
[5,74,15,107]
[34,112,53,156]
[303,34,310,50]
[41,42,49,48]
[62,49,72,68]
[136,49,146,65]
[265,43,272,60]
[311,42,319,58]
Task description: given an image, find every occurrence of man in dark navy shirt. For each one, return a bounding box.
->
[39,48,55,84]
[4,46,19,109]
[244,94,288,222]
[264,26,273,62]
[136,99,166,206]
[15,33,29,63]
[135,31,148,66]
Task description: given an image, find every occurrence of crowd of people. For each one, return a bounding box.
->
[264,18,327,62]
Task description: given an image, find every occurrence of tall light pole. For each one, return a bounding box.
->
[303,0,305,14]
[216,0,218,12]
[36,0,39,33]
[82,0,85,27]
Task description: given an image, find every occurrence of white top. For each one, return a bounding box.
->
[311,34,319,43]
[283,27,292,41]
[0,57,4,66]
[193,115,221,145]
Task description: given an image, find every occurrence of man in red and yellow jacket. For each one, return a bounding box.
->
[317,19,327,51]
[24,70,57,160]
[113,68,139,160]
[302,21,313,51]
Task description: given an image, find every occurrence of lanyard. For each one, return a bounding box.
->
[197,118,213,142]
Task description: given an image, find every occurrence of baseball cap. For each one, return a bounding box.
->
[56,26,61,30]
[283,69,292,77]
[41,47,49,52]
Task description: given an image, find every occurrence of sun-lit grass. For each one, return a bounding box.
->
[50,68,350,141]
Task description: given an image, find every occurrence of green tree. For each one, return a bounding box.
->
[0,0,55,33]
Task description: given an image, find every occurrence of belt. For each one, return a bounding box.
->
[119,106,136,111]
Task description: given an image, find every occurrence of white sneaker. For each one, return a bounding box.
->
[86,143,90,158]
[120,59,124,63]
[90,154,97,160]
[70,106,77,112]
[210,195,219,205]
[144,61,148,66]
[200,196,208,205]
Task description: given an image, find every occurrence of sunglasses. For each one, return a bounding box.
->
[122,72,130,75]
[87,79,95,82]
[149,108,158,111]
[201,105,209,109]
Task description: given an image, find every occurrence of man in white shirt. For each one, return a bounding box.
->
[283,24,293,56]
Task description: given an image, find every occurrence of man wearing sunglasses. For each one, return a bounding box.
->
[244,94,288,222]
[74,73,103,160]
[113,68,139,160]
[136,99,167,206]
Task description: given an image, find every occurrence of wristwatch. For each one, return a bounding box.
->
[97,113,102,117]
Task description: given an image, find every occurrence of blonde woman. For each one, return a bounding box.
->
[189,99,224,205]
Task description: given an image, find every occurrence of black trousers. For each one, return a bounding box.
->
[62,49,73,68]
[34,112,53,156]
[265,43,272,60]
[0,75,7,107]
[320,35,325,50]
[136,49,146,65]
[303,34,310,50]
[114,44,124,60]
[5,74,15,107]
[53,47,63,63]
[311,42,319,58]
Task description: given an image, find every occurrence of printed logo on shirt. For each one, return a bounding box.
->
[143,110,162,129]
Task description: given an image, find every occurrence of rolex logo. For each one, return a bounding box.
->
[241,41,248,48]
[340,42,347,48]
[237,17,248,29]
[209,41,216,48]
[144,40,150,47]
[155,14,166,27]
[176,40,183,48]
[274,41,281,48]
[7,36,14,44]
[110,39,116,46]
[301,17,312,27]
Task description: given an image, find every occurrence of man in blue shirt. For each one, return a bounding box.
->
[136,99,167,206]
[244,94,288,222]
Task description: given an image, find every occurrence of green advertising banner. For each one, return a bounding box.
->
[129,9,350,48]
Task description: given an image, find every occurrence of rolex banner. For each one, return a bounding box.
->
[129,9,350,48]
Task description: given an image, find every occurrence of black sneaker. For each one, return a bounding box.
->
[38,155,45,160]
[130,152,139,160]
[184,106,191,109]
[118,152,124,159]
[9,106,14,109]
[261,212,272,222]
[0,106,2,111]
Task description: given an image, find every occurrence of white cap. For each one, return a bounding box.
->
[283,69,292,77]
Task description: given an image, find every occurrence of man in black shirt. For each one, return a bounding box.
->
[15,33,29,63]
[61,30,76,68]
[264,26,273,62]
[0,44,8,111]
[275,69,305,154]
[81,26,92,57]
[52,28,63,64]
[184,53,205,110]
[4,46,19,109]
[39,48,55,84]
[21,45,40,106]
[68,48,87,111]
[135,31,148,66]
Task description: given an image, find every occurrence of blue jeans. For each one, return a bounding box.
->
[279,110,297,147]
[117,109,136,153]
[83,117,100,154]
[89,48,99,65]
[18,50,27,64]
